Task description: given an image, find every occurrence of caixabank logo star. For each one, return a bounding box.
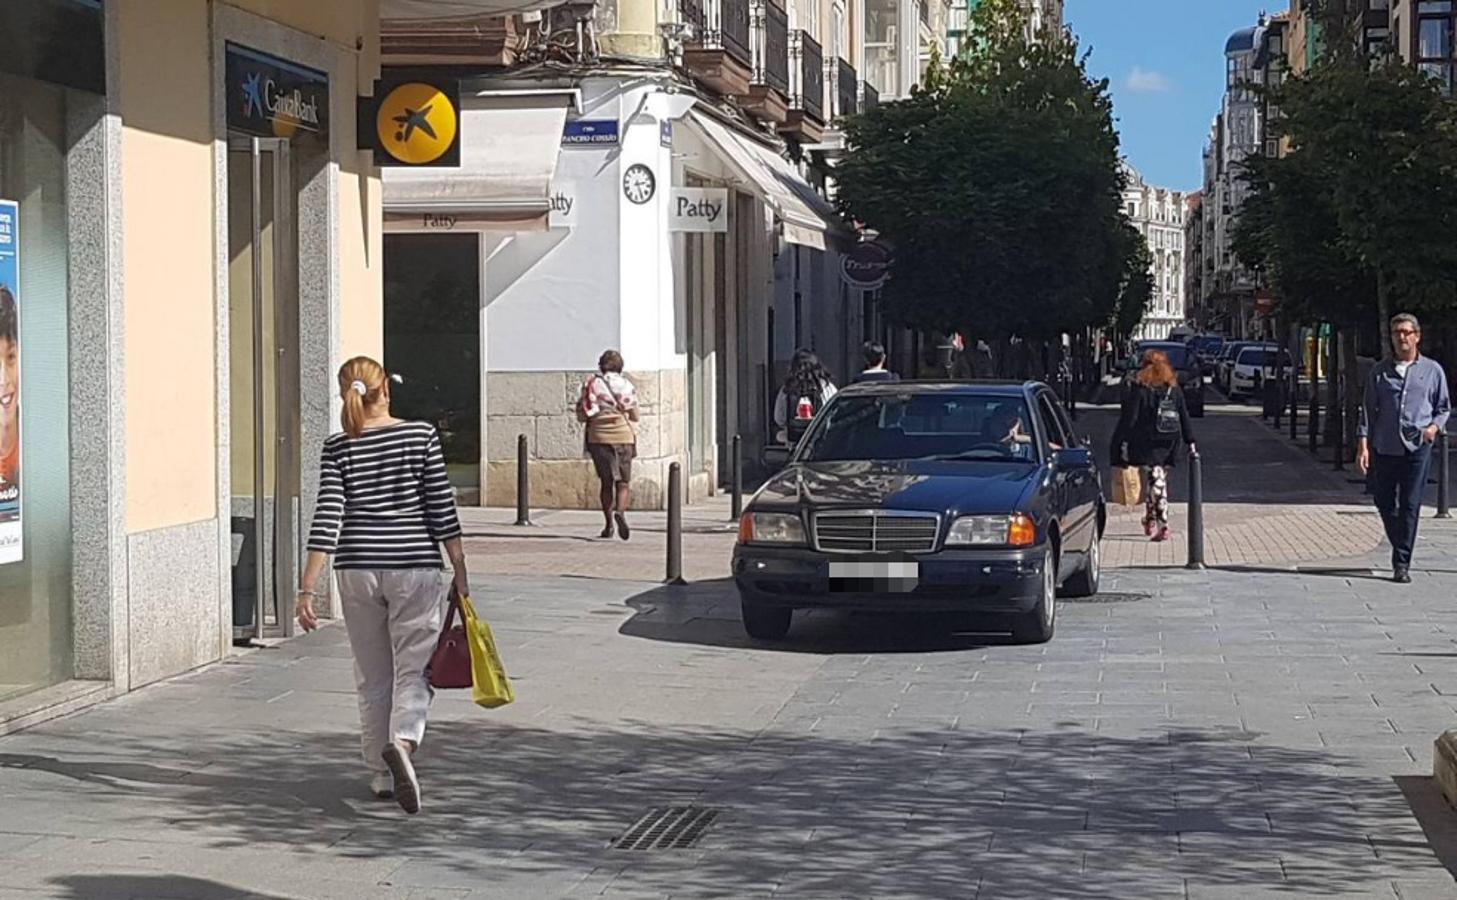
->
[368,81,461,167]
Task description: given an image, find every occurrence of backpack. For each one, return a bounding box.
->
[1155,388,1180,436]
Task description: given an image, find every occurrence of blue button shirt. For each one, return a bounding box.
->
[1359,356,1451,455]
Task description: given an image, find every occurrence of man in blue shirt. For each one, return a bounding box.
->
[1357,313,1451,583]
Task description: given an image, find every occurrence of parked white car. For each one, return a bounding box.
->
[1229,345,1292,399]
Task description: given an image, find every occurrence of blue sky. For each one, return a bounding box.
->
[1065,0,1279,192]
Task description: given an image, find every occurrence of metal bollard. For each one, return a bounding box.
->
[730,434,744,521]
[666,462,686,585]
[1186,449,1206,571]
[1308,392,1319,455]
[1439,431,1452,520]
[1290,376,1299,441]
[514,434,532,526]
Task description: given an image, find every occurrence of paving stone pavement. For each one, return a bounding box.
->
[7,522,1457,898]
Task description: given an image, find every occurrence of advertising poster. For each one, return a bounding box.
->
[0,199,20,565]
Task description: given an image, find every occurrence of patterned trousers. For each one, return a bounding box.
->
[1143,465,1170,527]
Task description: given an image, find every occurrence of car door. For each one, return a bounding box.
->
[1034,391,1095,559]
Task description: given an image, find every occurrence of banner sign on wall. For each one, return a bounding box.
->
[562,120,620,146]
[0,199,21,565]
[548,182,578,230]
[668,188,729,233]
[840,239,892,289]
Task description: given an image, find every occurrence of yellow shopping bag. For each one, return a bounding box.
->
[460,594,514,709]
[1110,466,1142,507]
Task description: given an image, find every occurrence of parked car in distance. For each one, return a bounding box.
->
[1215,341,1265,394]
[1188,334,1225,371]
[735,382,1104,644]
[1127,341,1205,417]
[1228,345,1293,400]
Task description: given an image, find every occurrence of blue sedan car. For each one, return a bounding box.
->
[733,381,1105,643]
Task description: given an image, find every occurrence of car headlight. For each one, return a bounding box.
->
[946,514,1037,547]
[737,512,806,545]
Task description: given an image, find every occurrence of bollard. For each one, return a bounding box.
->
[1308,392,1319,455]
[514,434,532,527]
[730,434,744,521]
[666,462,685,585]
[1439,431,1452,520]
[1186,449,1206,571]
[1290,375,1299,441]
[1333,404,1345,471]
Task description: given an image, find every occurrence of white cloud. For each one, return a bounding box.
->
[1125,66,1176,94]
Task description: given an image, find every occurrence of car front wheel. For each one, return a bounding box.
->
[1061,536,1100,599]
[741,596,792,640]
[1012,548,1057,644]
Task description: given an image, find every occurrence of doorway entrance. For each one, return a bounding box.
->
[227,137,300,642]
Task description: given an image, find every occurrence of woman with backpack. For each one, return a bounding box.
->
[773,349,838,447]
[578,350,639,540]
[1111,349,1196,543]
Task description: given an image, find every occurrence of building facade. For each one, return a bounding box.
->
[1183,192,1205,330]
[377,0,876,510]
[1,0,384,731]
[1198,12,1287,339]
[1123,166,1187,341]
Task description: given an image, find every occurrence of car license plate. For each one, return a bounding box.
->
[829,560,919,593]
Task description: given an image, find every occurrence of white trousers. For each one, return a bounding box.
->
[336,569,446,775]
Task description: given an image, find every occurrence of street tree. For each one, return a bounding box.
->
[836,0,1141,365]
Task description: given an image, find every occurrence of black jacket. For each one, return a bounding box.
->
[1110,382,1195,468]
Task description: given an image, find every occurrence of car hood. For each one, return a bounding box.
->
[753,460,1041,517]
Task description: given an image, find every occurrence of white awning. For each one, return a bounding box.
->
[684,110,845,251]
[382,94,571,230]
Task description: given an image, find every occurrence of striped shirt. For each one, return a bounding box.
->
[306,421,462,570]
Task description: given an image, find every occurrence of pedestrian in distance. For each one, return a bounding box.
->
[774,348,838,446]
[577,350,639,541]
[1110,349,1197,543]
[1356,313,1451,584]
[295,356,470,815]
[852,341,900,384]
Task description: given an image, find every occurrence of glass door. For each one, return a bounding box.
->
[227,137,299,642]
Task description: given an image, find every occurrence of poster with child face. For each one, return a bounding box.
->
[0,199,20,565]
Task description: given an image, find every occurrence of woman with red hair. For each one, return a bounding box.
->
[1111,349,1197,542]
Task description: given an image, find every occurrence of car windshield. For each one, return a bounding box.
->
[800,393,1040,464]
[1238,349,1288,367]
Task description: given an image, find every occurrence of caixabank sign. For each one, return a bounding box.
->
[225,43,330,141]
[359,78,462,167]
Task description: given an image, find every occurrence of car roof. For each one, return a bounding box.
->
[1136,341,1187,349]
[836,379,1045,398]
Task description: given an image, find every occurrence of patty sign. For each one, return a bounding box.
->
[840,240,891,289]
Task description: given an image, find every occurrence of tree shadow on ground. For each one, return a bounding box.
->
[47,875,287,900]
[617,579,1013,654]
[2,721,1452,898]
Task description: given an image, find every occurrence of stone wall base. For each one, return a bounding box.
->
[484,454,707,511]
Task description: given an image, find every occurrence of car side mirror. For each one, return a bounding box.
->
[761,445,791,470]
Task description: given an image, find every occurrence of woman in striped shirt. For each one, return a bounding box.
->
[295,356,468,815]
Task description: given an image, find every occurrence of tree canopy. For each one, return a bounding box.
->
[836,0,1142,345]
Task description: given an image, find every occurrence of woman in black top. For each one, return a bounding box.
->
[1110,349,1197,543]
[295,355,469,815]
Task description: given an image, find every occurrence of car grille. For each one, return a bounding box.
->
[813,512,940,554]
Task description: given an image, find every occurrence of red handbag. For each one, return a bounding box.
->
[427,587,472,689]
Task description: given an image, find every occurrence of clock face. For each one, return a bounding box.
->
[623,164,656,204]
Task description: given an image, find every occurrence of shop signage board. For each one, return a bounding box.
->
[225,43,330,141]
[562,120,620,146]
[660,120,673,148]
[366,79,462,167]
[668,188,728,233]
[548,183,578,230]
[0,199,21,565]
[840,240,892,289]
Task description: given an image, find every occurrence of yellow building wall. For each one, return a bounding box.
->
[225,0,382,86]
[340,160,384,362]
[117,0,219,534]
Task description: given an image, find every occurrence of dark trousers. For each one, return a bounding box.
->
[1371,445,1433,570]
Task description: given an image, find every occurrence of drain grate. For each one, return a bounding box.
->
[611,806,720,850]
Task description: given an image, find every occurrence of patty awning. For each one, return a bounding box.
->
[381,0,570,18]
[684,110,845,250]
[382,93,572,231]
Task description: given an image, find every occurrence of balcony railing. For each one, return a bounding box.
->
[751,0,790,94]
[789,30,825,121]
[689,0,752,67]
[834,57,857,119]
[862,80,879,110]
